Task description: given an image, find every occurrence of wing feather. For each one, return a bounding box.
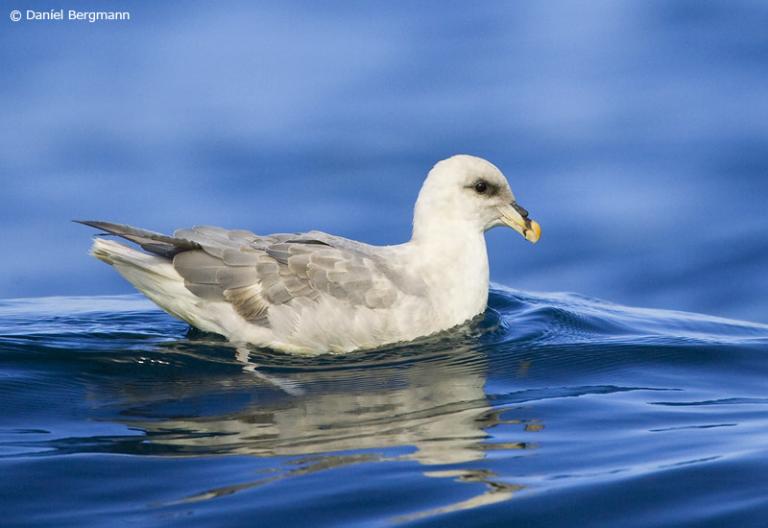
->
[79,221,414,325]
[224,285,269,322]
[167,227,418,323]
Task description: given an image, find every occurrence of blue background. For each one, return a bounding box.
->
[2,0,767,322]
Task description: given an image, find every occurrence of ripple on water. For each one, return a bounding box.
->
[1,290,767,527]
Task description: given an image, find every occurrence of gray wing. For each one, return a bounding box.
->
[75,220,200,257]
[79,221,421,325]
[171,226,410,325]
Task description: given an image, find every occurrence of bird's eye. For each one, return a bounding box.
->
[474,181,488,194]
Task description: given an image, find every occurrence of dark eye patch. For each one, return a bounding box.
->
[466,179,499,197]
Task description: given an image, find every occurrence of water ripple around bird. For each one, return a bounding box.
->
[1,290,767,526]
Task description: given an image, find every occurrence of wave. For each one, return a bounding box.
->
[1,289,767,525]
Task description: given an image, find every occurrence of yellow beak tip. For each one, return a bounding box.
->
[527,221,541,243]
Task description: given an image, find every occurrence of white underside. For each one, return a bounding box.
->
[90,238,489,354]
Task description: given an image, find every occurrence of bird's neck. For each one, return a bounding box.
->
[409,220,490,325]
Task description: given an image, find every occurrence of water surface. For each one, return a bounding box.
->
[2,289,767,527]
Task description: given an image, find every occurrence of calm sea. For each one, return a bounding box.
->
[1,290,767,527]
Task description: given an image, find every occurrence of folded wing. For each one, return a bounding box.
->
[79,221,407,326]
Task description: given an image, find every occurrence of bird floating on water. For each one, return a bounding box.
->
[79,155,541,354]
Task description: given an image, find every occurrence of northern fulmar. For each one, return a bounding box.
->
[79,155,541,354]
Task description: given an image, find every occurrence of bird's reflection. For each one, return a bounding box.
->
[87,332,538,520]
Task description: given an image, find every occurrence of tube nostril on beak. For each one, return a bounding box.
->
[512,202,529,218]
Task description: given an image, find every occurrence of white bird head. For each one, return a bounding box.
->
[412,154,541,244]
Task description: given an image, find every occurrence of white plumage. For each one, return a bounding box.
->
[82,155,540,354]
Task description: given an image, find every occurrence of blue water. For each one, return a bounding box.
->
[3,0,768,526]
[2,290,767,527]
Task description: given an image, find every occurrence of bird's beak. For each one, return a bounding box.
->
[497,202,541,243]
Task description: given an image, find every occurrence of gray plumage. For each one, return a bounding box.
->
[77,221,411,325]
[78,155,540,353]
[75,220,200,257]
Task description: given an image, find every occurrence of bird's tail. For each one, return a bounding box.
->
[89,238,200,324]
[90,238,177,277]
